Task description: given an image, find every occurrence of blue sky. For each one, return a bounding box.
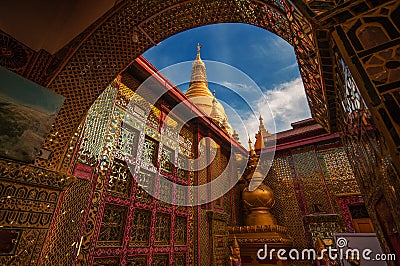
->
[143,23,311,143]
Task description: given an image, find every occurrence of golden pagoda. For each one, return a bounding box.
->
[229,138,293,265]
[185,43,233,134]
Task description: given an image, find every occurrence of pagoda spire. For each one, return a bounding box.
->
[259,115,265,127]
[210,90,223,122]
[248,136,256,156]
[186,43,212,99]
[254,131,265,150]
[188,43,209,85]
[232,130,241,145]
[196,43,201,60]
[254,115,271,150]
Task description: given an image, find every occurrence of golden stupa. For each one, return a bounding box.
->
[242,138,276,226]
[185,44,233,134]
[228,123,292,266]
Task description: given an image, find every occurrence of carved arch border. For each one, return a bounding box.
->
[27,0,329,170]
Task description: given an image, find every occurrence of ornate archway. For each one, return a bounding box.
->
[26,0,328,172]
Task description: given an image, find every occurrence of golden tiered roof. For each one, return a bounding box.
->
[185,44,233,135]
[185,43,212,99]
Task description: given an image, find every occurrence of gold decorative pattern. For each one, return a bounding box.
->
[40,178,91,265]
[154,213,171,246]
[97,204,128,247]
[0,159,75,189]
[130,209,152,247]
[93,257,120,265]
[199,210,209,266]
[127,256,147,265]
[0,229,46,266]
[0,158,76,265]
[207,211,229,266]
[292,148,332,214]
[77,87,117,166]
[108,159,133,199]
[174,216,187,246]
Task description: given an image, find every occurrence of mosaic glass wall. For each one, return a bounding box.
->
[77,87,117,166]
[68,82,195,265]
[266,143,361,253]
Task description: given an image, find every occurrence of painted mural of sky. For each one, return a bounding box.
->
[143,23,311,144]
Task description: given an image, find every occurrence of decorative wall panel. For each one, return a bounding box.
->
[152,254,169,266]
[158,176,173,206]
[108,159,133,199]
[266,156,308,251]
[292,148,333,214]
[0,159,75,266]
[93,257,120,265]
[317,147,360,195]
[268,143,362,255]
[97,204,128,247]
[174,216,187,246]
[136,170,155,204]
[173,253,186,266]
[77,87,117,167]
[126,256,147,265]
[207,211,229,266]
[142,137,159,167]
[130,209,152,247]
[154,213,171,246]
[199,210,210,266]
[40,178,91,265]
[333,49,400,256]
[116,124,139,158]
[160,147,174,174]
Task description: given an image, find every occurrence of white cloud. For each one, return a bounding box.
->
[219,81,259,95]
[250,35,294,61]
[281,62,298,71]
[262,77,311,131]
[227,77,311,146]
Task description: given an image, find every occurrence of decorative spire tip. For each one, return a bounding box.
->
[196,43,202,59]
